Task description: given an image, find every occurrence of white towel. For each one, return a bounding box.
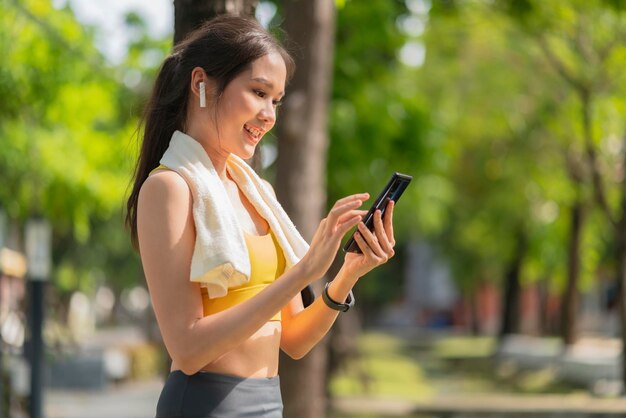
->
[160,130,310,298]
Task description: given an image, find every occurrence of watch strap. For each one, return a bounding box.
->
[322,282,355,312]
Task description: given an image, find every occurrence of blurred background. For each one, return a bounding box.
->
[2,0,626,417]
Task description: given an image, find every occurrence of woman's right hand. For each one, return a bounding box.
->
[298,193,370,280]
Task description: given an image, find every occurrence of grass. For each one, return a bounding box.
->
[426,335,577,395]
[431,335,495,359]
[329,332,434,402]
[330,332,580,402]
[328,331,598,418]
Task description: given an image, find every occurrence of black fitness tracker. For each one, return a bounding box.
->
[322,282,355,312]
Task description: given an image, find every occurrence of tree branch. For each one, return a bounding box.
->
[535,34,584,91]
[579,88,618,227]
[535,30,617,226]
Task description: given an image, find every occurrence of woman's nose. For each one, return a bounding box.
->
[258,101,276,124]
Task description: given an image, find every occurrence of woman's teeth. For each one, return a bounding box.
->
[244,125,261,139]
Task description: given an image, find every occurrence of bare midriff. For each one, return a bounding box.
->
[170,320,282,378]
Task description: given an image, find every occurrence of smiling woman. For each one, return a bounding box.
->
[124,14,397,418]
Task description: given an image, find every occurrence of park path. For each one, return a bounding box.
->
[46,378,162,418]
[46,384,626,418]
[333,394,626,417]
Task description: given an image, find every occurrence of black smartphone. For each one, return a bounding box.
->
[343,172,412,253]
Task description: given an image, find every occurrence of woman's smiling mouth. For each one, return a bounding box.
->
[244,124,264,144]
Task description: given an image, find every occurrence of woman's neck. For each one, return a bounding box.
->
[183,127,229,180]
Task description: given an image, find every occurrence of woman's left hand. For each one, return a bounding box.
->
[342,199,396,279]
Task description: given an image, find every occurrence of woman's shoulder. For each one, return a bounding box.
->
[139,169,192,211]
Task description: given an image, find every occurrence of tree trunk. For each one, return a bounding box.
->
[537,276,551,336]
[469,289,480,336]
[560,199,585,346]
[275,1,336,417]
[498,230,527,340]
[174,0,258,44]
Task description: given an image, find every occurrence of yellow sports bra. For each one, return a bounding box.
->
[149,164,286,321]
[202,231,285,321]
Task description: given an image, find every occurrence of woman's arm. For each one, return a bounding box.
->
[280,200,396,359]
[138,172,365,375]
[138,171,314,375]
[280,266,358,359]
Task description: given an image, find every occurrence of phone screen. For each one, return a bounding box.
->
[343,172,412,253]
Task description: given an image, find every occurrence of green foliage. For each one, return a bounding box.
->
[417,0,626,296]
[324,0,626,305]
[327,0,445,302]
[329,0,434,238]
[0,0,171,297]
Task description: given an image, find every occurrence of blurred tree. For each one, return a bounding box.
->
[419,1,622,344]
[328,0,428,311]
[420,1,562,336]
[492,0,626,355]
[0,0,147,304]
[418,1,626,354]
[322,0,422,403]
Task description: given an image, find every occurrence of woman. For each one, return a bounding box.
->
[125,15,396,418]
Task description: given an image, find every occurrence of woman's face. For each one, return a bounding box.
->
[210,52,287,160]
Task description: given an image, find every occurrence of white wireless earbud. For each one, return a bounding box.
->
[199,81,206,108]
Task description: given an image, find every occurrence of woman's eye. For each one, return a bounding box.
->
[255,89,282,106]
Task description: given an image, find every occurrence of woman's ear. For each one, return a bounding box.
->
[190,67,214,108]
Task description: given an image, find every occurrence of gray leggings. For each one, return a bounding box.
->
[156,370,283,418]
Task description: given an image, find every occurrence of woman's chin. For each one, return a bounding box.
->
[234,146,256,161]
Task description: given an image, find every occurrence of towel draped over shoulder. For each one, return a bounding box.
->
[160,130,310,298]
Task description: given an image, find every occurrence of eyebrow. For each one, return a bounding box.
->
[251,77,284,96]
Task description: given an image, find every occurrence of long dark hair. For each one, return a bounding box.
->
[125,15,295,250]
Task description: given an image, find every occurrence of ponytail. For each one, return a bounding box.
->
[125,52,189,250]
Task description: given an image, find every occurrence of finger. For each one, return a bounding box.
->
[329,201,369,226]
[357,222,386,259]
[337,214,362,237]
[337,209,368,226]
[384,200,395,244]
[353,231,381,260]
[333,193,370,209]
[328,199,365,223]
[373,209,393,253]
